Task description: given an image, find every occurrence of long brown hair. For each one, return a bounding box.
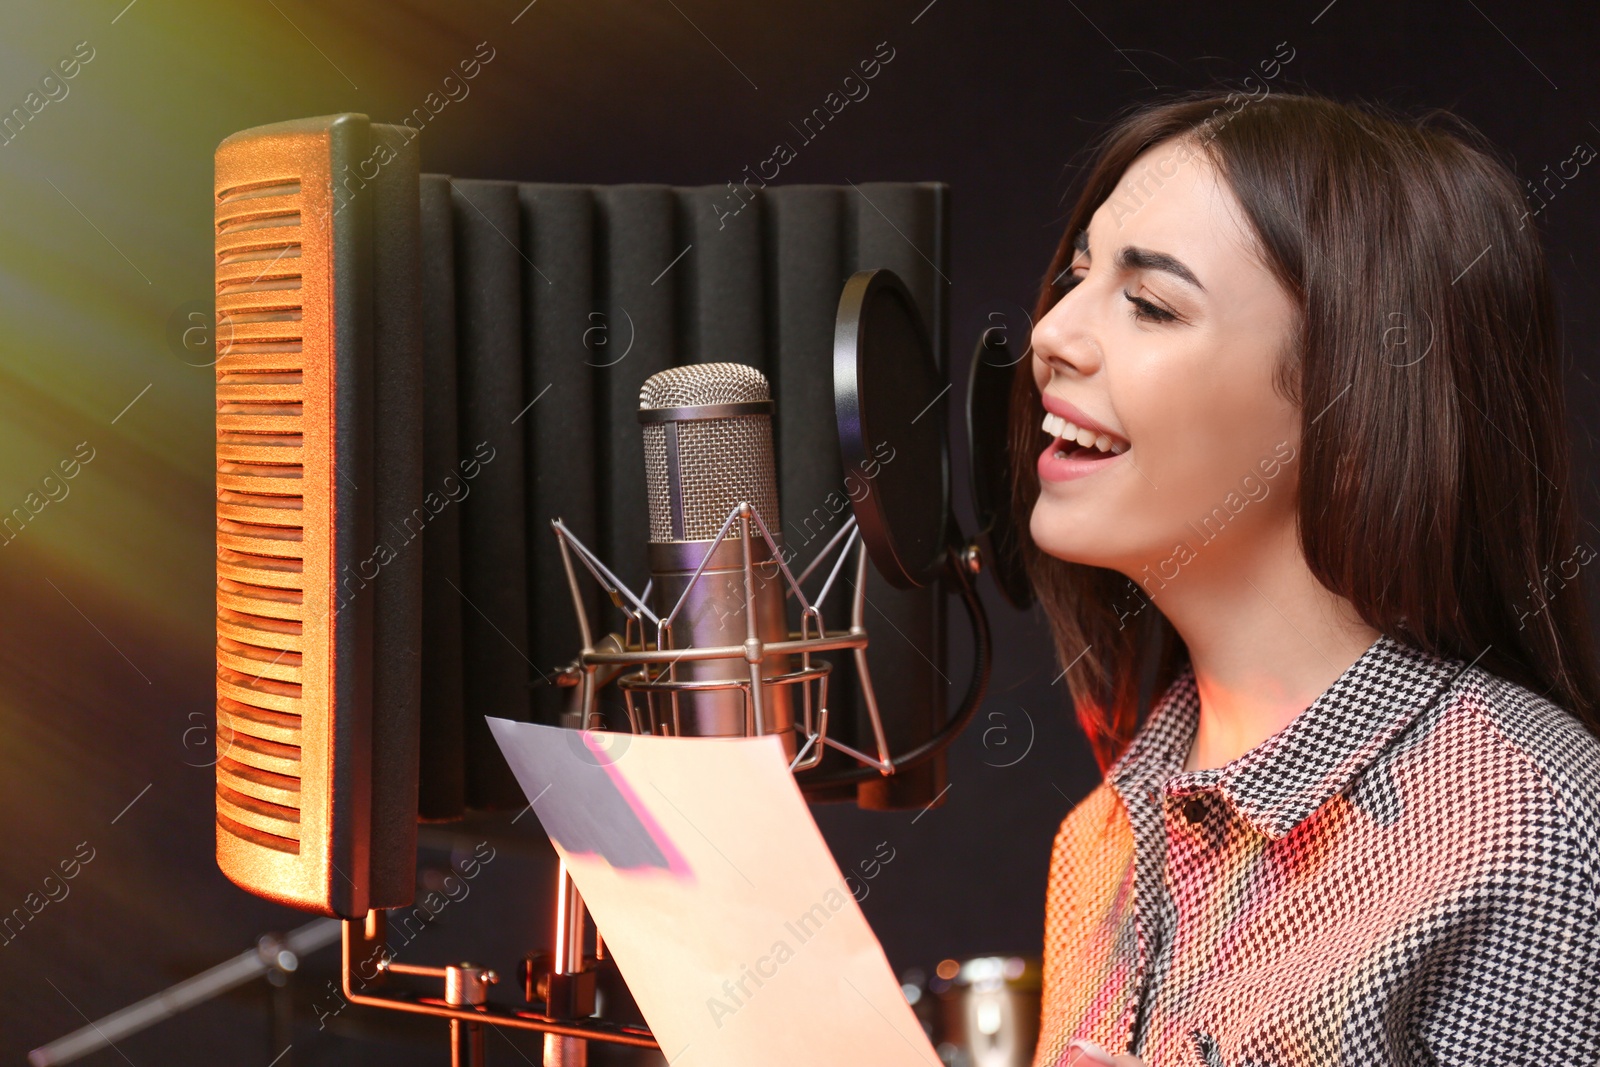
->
[1011,89,1600,769]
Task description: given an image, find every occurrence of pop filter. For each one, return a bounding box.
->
[832,268,950,589]
[966,328,1034,610]
[766,267,991,794]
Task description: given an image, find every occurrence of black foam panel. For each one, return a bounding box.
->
[416,175,466,820]
[520,184,601,726]
[594,186,677,596]
[451,179,531,809]
[676,185,767,373]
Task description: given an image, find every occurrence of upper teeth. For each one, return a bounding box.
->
[1042,411,1126,454]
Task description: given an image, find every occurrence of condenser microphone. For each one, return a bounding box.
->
[636,363,796,754]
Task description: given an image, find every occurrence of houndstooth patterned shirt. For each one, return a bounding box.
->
[1032,633,1600,1066]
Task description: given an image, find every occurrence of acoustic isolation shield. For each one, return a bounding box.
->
[213,110,953,915]
[213,113,421,918]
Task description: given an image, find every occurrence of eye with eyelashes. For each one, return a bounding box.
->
[1122,290,1179,323]
[1053,230,1182,325]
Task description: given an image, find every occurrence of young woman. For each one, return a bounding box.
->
[1015,90,1600,1066]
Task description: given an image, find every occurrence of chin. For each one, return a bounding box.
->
[1029,496,1118,570]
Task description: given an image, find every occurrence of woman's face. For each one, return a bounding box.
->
[1028,137,1303,586]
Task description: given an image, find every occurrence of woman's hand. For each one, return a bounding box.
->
[1068,1038,1146,1066]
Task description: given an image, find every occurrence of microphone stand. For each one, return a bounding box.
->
[28,917,341,1066]
[543,860,590,1067]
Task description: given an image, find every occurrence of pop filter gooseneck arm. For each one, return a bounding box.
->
[795,542,992,789]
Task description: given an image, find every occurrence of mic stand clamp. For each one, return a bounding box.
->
[339,909,656,1067]
[519,954,598,1019]
[376,958,498,1066]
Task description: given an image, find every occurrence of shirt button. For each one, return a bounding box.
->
[1181,798,1207,825]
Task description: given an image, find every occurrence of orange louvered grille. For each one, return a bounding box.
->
[214,176,305,851]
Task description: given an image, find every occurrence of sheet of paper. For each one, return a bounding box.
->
[487,718,939,1067]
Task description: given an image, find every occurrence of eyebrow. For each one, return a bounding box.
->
[1070,229,1207,293]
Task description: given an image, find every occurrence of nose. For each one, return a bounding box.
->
[1030,286,1103,383]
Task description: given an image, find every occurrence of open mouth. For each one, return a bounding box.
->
[1041,411,1128,460]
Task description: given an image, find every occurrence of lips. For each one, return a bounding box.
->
[1036,393,1129,483]
[1039,393,1129,451]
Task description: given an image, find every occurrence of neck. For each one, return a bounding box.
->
[1129,518,1380,772]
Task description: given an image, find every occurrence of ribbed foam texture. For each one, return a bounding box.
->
[640,363,780,542]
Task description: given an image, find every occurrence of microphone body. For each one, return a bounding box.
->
[638,363,796,753]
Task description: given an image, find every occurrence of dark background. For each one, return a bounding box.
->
[3,0,1598,1063]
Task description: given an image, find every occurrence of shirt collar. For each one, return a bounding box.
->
[1108,633,1468,840]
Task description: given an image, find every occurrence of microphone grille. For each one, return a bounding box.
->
[638,361,770,407]
[640,363,781,543]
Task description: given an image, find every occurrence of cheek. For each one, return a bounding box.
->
[1125,345,1298,528]
[1149,356,1283,451]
